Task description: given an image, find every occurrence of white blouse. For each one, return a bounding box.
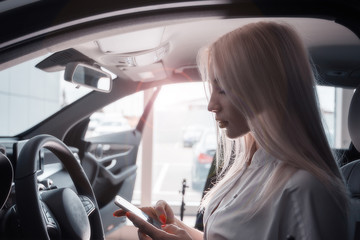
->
[203,148,350,240]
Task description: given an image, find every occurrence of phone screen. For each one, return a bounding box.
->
[114,195,162,228]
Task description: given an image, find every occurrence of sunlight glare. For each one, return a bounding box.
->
[155,82,208,109]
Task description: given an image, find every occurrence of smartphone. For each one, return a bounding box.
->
[114,195,162,229]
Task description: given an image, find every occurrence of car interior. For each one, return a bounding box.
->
[1,0,360,239]
[341,85,360,239]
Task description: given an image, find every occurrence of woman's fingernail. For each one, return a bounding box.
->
[159,214,166,224]
[125,212,131,217]
[113,212,117,217]
[161,224,166,228]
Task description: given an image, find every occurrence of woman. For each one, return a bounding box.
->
[114,21,350,240]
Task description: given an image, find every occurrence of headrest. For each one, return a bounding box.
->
[0,152,13,210]
[348,86,360,151]
[342,160,360,198]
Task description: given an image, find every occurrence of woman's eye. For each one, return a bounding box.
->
[218,90,226,95]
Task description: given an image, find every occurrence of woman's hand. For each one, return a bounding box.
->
[126,211,193,240]
[113,200,174,225]
[113,200,193,240]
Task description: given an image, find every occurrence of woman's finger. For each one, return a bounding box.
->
[140,207,158,219]
[154,200,174,224]
[113,209,126,217]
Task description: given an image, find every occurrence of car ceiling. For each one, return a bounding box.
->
[0,0,39,13]
[34,17,360,89]
[1,0,360,88]
[69,17,360,85]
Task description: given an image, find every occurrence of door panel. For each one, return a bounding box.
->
[85,130,141,208]
[83,130,140,234]
[82,88,160,234]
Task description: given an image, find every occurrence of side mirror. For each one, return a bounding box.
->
[64,63,112,93]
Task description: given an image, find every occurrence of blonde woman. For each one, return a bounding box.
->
[114,21,350,240]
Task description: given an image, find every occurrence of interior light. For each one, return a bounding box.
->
[117,56,136,67]
[138,72,155,79]
[115,43,170,67]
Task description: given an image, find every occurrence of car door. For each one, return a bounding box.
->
[81,88,160,234]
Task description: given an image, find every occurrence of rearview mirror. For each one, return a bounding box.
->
[64,63,112,93]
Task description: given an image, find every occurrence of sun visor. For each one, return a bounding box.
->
[35,49,94,72]
[120,63,167,82]
[96,27,165,54]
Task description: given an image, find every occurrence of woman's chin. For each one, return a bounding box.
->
[225,129,249,139]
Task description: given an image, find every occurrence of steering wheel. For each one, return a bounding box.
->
[14,134,104,240]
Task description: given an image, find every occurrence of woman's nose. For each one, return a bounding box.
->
[208,94,221,113]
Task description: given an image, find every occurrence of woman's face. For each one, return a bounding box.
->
[208,80,250,139]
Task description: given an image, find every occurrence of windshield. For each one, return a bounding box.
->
[0,56,91,136]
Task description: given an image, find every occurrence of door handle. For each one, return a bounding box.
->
[105,159,117,170]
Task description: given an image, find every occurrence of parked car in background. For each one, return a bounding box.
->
[92,116,131,137]
[182,125,206,148]
[88,112,103,131]
[191,129,217,191]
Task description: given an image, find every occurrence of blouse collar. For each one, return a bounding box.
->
[248,147,276,168]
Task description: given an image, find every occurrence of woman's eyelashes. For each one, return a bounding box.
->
[213,85,225,95]
[218,89,226,95]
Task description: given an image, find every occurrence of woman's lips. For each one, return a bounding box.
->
[218,121,228,128]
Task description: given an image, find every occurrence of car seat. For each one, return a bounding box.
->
[341,85,360,240]
[194,155,217,231]
[0,146,13,211]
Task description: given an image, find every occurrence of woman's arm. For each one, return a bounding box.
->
[173,218,203,240]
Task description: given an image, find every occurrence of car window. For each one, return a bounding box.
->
[82,83,351,217]
[85,91,144,139]
[0,56,91,136]
[130,83,352,216]
[82,82,354,217]
[204,132,216,148]
[130,82,214,213]
[316,86,352,149]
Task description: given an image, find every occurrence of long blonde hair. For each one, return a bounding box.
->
[198,21,348,215]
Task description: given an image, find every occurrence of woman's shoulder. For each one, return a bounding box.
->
[284,169,330,196]
[278,170,350,240]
